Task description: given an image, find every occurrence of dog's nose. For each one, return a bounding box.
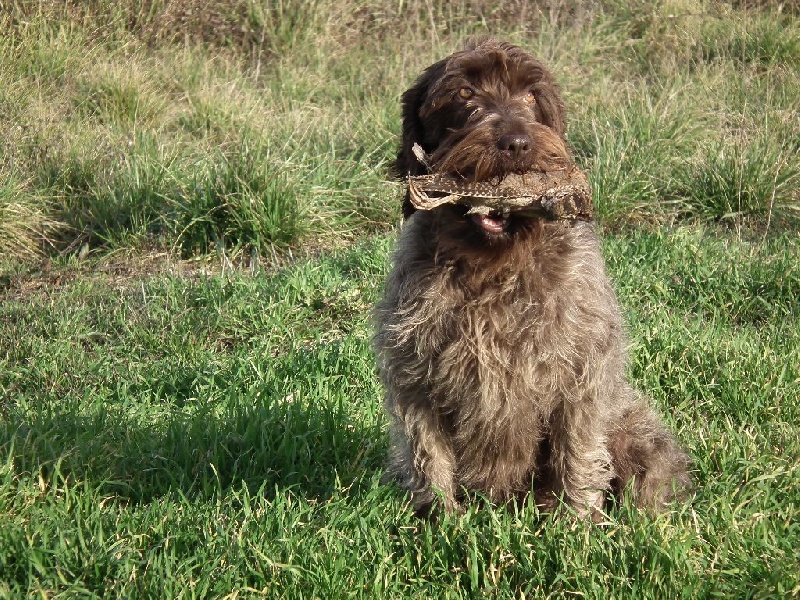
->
[497,134,532,158]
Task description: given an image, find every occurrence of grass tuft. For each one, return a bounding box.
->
[571,86,700,223]
[0,179,60,263]
[672,133,800,225]
[173,143,307,255]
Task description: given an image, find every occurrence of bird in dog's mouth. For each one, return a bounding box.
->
[405,143,594,231]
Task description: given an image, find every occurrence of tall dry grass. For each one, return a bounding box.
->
[0,0,798,266]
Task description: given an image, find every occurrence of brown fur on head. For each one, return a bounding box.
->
[395,38,569,218]
[375,39,691,518]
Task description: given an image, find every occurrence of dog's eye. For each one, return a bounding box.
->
[458,87,474,100]
[523,90,537,105]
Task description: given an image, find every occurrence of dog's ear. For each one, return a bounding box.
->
[532,79,566,138]
[394,58,449,218]
[394,58,449,179]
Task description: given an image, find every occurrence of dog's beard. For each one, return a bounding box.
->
[428,123,508,181]
[428,120,569,182]
[425,119,567,241]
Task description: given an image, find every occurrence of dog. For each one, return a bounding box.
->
[373,39,691,517]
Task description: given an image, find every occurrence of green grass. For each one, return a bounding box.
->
[1,1,799,597]
[2,232,798,598]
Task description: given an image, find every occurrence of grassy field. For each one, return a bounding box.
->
[1,1,799,597]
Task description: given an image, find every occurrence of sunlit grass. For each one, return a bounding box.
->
[2,231,799,597]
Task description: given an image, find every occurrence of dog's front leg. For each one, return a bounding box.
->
[547,398,612,518]
[386,400,458,515]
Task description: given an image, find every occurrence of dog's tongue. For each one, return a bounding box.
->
[471,213,507,234]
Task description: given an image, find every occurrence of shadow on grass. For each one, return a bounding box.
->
[1,339,388,506]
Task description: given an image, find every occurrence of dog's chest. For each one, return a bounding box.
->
[422,264,569,415]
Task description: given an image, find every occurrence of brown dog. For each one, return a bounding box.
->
[374,39,690,517]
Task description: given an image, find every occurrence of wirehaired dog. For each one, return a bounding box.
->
[374,39,690,517]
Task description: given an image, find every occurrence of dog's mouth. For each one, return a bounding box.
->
[470,210,510,235]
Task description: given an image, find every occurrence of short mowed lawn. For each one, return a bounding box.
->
[1,2,799,598]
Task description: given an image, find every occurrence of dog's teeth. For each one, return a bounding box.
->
[472,213,506,234]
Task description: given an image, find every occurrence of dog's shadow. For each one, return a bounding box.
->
[2,339,387,506]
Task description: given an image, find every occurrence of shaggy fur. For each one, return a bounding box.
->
[373,39,691,517]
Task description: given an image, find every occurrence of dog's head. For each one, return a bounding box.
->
[396,39,571,239]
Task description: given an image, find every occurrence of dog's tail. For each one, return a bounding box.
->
[608,400,692,510]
